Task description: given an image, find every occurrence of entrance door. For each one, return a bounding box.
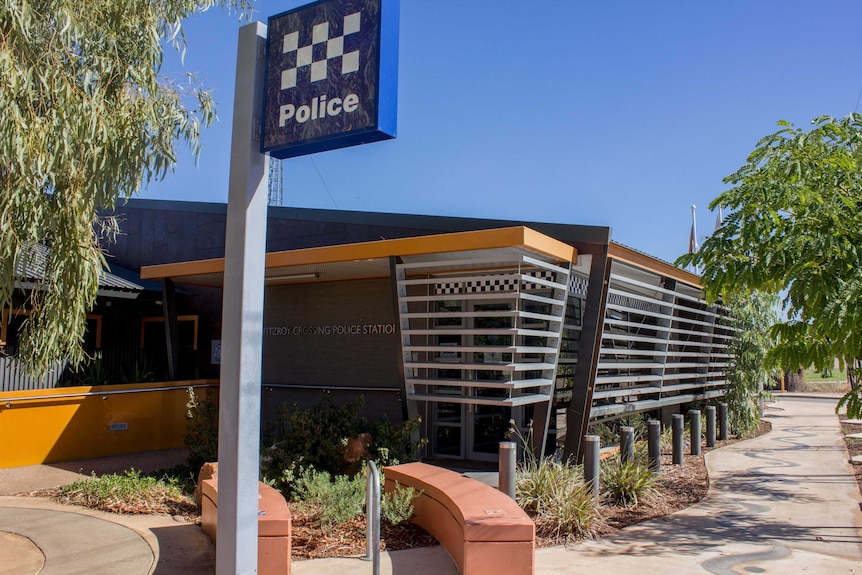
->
[466,389,511,461]
[431,387,465,459]
[431,392,517,461]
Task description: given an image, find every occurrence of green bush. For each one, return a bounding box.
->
[589,414,652,446]
[367,414,425,467]
[261,397,424,494]
[292,467,365,527]
[185,387,219,472]
[516,457,599,539]
[601,456,657,506]
[290,467,419,527]
[381,481,419,526]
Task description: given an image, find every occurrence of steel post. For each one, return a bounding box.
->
[705,405,716,447]
[498,441,517,500]
[217,21,268,575]
[689,409,701,456]
[647,419,661,474]
[672,414,684,465]
[364,460,381,575]
[620,426,634,464]
[583,435,601,498]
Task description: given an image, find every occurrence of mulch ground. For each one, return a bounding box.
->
[289,509,437,560]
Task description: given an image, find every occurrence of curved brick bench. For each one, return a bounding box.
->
[200,478,291,575]
[384,462,534,575]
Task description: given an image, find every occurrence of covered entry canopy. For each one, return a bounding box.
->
[140,226,576,286]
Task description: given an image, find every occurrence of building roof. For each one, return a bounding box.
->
[607,242,701,288]
[17,244,144,297]
[141,226,577,286]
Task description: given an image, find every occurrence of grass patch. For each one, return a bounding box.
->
[59,469,196,515]
[803,366,846,383]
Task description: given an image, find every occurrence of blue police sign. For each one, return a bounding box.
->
[262,0,399,159]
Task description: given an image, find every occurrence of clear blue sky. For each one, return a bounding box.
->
[140,0,862,264]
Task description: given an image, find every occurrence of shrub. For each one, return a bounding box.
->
[261,397,424,494]
[516,457,599,539]
[601,456,657,506]
[185,387,219,471]
[292,467,365,527]
[290,467,419,527]
[589,414,652,447]
[381,481,419,526]
[367,414,426,467]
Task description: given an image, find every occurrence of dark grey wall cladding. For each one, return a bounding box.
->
[260,388,403,437]
[261,278,400,388]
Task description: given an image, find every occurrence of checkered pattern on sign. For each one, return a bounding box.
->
[280,11,361,90]
[434,271,556,295]
[569,276,588,297]
[607,292,661,314]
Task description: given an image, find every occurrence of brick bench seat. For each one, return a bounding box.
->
[200,478,291,575]
[384,462,535,575]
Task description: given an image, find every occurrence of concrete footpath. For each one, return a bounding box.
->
[1,397,861,574]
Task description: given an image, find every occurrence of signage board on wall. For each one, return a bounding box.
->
[262,0,399,159]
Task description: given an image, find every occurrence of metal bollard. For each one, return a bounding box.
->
[498,441,517,500]
[364,460,381,574]
[583,435,601,498]
[689,409,701,456]
[620,426,634,464]
[705,405,716,448]
[647,419,661,475]
[672,414,684,465]
[718,402,729,441]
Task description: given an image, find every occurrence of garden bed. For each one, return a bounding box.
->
[290,419,771,556]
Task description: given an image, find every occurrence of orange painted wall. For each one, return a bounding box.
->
[0,380,218,469]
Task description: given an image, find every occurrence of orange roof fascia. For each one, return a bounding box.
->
[141,227,576,281]
[607,243,701,288]
[140,257,225,280]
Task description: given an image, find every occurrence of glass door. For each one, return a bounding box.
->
[431,386,465,459]
[467,389,511,461]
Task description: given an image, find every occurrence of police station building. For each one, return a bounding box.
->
[110,199,733,462]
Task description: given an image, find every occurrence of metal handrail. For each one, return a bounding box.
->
[1,382,218,404]
[263,383,400,393]
[364,459,381,574]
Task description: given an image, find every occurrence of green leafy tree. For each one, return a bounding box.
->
[0,0,249,376]
[724,292,779,434]
[677,114,862,416]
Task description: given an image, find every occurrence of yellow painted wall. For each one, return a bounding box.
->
[0,380,218,469]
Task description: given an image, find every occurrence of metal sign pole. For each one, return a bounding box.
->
[217,21,269,575]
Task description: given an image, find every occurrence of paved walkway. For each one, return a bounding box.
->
[0,397,860,574]
[532,396,862,574]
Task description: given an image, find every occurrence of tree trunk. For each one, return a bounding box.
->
[784,368,804,392]
[849,358,859,391]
